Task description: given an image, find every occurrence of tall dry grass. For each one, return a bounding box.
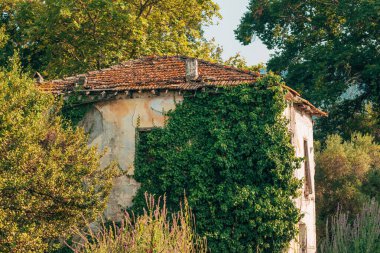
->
[68,193,207,253]
[319,199,380,253]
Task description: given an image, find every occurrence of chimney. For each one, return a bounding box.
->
[34,72,44,84]
[185,58,198,81]
[78,76,88,86]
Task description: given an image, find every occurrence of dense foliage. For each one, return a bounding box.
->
[315,133,380,238]
[224,53,265,72]
[132,74,302,252]
[236,0,380,141]
[71,193,207,253]
[0,59,117,252]
[319,200,380,253]
[60,91,95,128]
[0,0,221,78]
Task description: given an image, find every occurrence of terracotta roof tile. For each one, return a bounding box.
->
[39,56,258,92]
[38,55,326,116]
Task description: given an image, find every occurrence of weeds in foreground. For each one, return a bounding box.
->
[319,199,380,253]
[69,193,207,253]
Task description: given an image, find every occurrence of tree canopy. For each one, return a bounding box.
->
[0,59,117,252]
[236,0,380,140]
[0,0,221,78]
[315,133,380,238]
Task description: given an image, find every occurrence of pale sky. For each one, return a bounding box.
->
[204,0,272,66]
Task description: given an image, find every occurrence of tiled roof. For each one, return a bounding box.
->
[39,56,258,92]
[39,55,326,116]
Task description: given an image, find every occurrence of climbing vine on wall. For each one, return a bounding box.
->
[61,92,93,127]
[132,73,302,253]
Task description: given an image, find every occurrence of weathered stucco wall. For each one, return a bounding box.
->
[81,94,317,252]
[81,91,183,220]
[285,103,317,253]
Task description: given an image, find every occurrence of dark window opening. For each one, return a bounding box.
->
[299,223,307,253]
[304,140,313,197]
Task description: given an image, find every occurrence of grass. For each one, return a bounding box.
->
[319,199,380,253]
[68,193,207,253]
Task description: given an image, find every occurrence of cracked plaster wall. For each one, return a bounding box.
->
[81,91,182,220]
[285,104,317,253]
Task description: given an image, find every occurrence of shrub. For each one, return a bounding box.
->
[0,58,117,252]
[70,193,207,253]
[362,168,380,203]
[319,199,380,253]
[315,133,380,238]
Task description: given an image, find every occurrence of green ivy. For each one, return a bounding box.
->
[132,73,302,253]
[61,92,92,127]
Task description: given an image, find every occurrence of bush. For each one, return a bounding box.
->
[315,133,380,239]
[0,58,117,252]
[70,193,207,253]
[362,168,380,203]
[319,199,380,253]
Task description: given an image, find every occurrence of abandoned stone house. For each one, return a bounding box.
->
[40,56,326,253]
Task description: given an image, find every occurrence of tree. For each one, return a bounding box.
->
[224,53,265,72]
[315,133,380,238]
[133,74,302,252]
[362,168,380,203]
[236,0,380,141]
[1,0,221,78]
[0,58,117,252]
